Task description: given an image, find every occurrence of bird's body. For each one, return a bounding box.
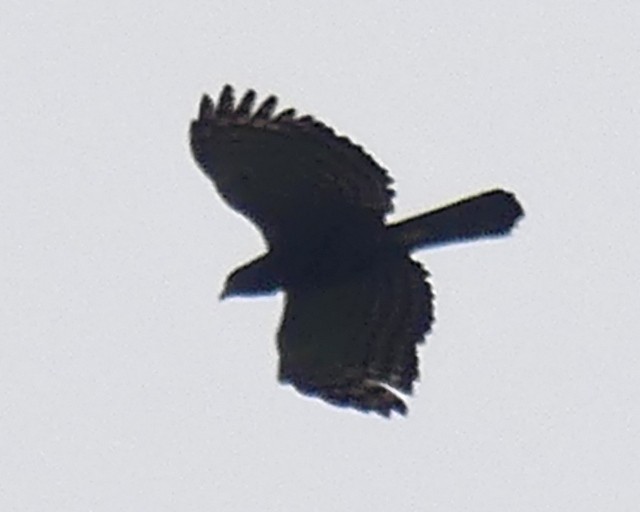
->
[190,85,523,416]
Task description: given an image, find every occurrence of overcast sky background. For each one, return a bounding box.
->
[2,2,639,511]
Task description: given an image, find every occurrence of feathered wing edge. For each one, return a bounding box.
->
[190,85,396,216]
[277,256,433,417]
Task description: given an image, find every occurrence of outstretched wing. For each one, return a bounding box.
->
[277,255,433,416]
[190,85,395,248]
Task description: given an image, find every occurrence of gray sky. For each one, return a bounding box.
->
[2,1,639,510]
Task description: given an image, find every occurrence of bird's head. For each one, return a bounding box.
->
[220,254,282,299]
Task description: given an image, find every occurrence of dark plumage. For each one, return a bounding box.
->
[190,85,524,416]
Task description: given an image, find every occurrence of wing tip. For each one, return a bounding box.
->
[236,89,257,116]
[195,84,288,124]
[216,84,235,114]
[198,94,215,120]
[283,375,409,417]
[252,94,279,120]
[336,381,409,417]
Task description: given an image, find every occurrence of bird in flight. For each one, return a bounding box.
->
[190,85,523,416]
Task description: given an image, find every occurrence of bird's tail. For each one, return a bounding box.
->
[389,189,524,250]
